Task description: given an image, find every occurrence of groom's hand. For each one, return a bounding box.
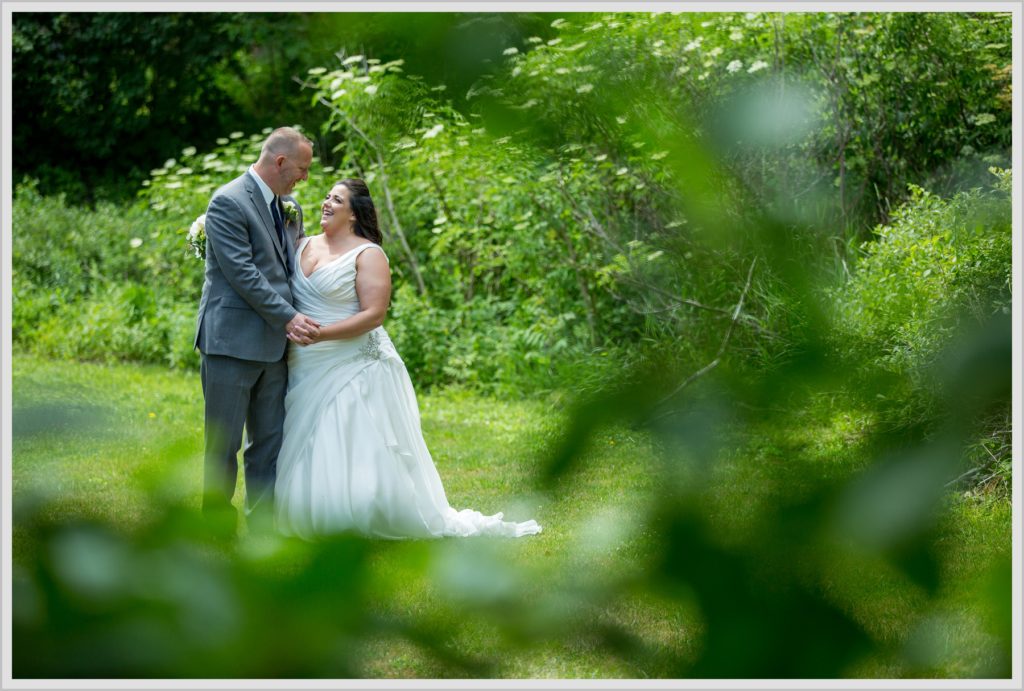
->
[286,313,321,346]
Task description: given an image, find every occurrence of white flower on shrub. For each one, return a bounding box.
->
[130,238,143,249]
[748,60,769,73]
[727,60,743,73]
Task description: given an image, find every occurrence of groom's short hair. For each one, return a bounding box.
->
[261,127,314,158]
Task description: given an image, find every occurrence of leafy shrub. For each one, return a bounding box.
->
[832,168,1011,378]
[12,179,202,370]
[17,280,199,370]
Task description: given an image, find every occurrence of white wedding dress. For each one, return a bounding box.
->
[274,240,542,540]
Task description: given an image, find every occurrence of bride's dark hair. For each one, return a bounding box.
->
[338,178,383,245]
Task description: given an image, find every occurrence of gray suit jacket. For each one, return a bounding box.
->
[194,171,305,362]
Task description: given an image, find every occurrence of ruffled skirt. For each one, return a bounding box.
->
[274,328,541,540]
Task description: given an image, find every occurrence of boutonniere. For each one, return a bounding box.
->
[282,200,299,223]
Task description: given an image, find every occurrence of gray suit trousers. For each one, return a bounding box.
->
[201,352,287,514]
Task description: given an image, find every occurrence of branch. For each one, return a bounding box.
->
[616,273,733,316]
[553,170,625,254]
[945,466,980,488]
[534,196,600,346]
[654,258,757,411]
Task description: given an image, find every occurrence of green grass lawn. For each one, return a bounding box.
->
[10,352,1011,679]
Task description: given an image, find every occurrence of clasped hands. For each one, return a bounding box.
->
[286,313,322,346]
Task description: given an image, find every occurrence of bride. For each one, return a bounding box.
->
[273,178,542,540]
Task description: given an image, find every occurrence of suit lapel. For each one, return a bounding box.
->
[246,179,288,269]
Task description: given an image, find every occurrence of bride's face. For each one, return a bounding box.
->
[320,185,356,233]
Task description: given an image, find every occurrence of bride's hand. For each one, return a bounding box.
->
[287,313,321,346]
[288,330,321,346]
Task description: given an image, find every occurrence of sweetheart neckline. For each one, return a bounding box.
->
[297,238,376,280]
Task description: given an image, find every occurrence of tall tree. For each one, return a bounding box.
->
[12,13,256,199]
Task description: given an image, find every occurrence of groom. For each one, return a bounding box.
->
[195,126,321,532]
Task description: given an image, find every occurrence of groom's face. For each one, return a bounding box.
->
[277,143,313,195]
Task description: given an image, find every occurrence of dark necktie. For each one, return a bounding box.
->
[270,197,286,246]
[270,197,291,275]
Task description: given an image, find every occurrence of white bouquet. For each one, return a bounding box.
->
[186,213,206,260]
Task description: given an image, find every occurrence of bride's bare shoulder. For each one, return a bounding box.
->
[354,243,389,265]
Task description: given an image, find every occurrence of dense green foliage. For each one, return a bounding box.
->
[481,12,1011,232]
[13,14,255,200]
[834,169,1012,379]
[12,180,198,368]
[11,13,555,201]
[13,12,1012,396]
[10,10,1014,680]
